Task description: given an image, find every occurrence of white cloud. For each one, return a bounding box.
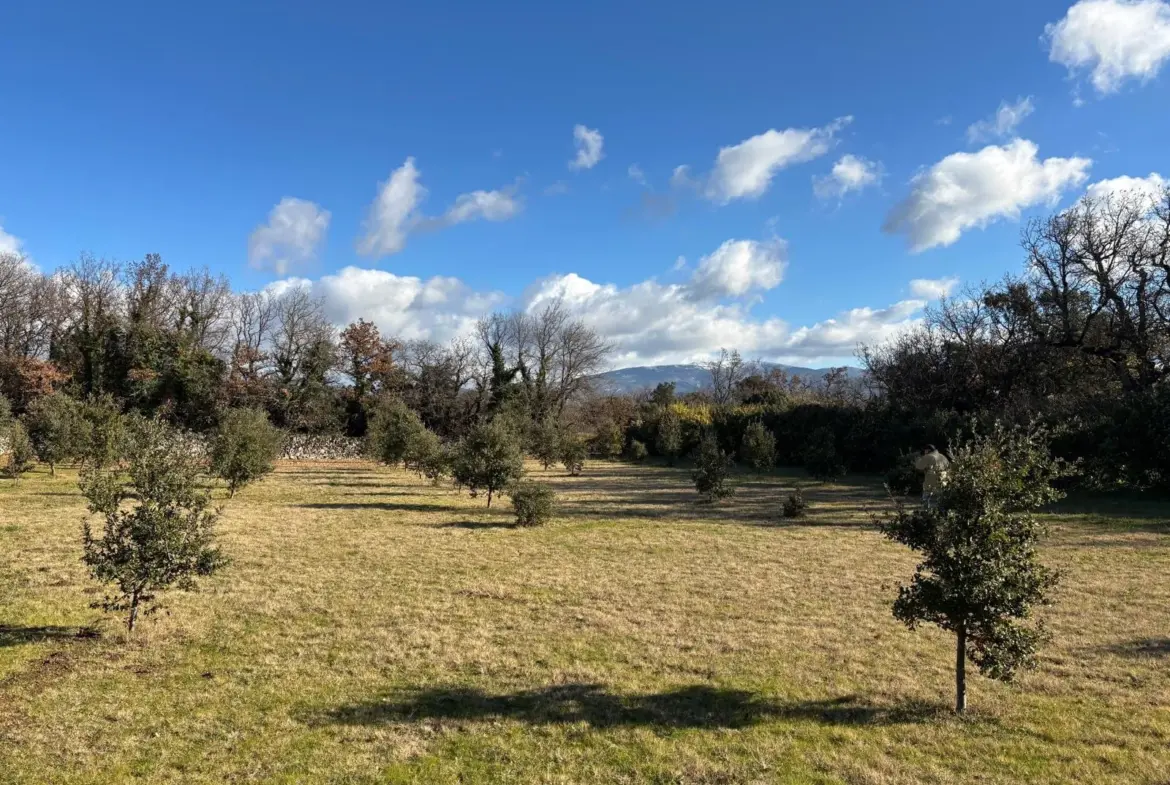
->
[813,154,883,200]
[247,198,330,275]
[544,181,570,196]
[569,125,605,171]
[688,239,787,299]
[628,164,647,186]
[275,236,923,367]
[0,223,23,256]
[270,266,507,345]
[703,116,852,203]
[1046,0,1170,95]
[357,158,521,257]
[430,188,521,227]
[526,267,924,366]
[357,158,427,258]
[966,97,1035,143]
[910,277,960,300]
[883,139,1091,252]
[1084,171,1167,203]
[670,165,698,190]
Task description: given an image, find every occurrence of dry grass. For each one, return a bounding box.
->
[1,459,1167,784]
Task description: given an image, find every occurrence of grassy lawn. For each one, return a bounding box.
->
[1,459,1168,784]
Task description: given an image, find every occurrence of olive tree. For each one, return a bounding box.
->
[452,420,524,507]
[532,417,562,470]
[655,409,682,465]
[739,420,776,471]
[366,396,425,467]
[4,420,35,480]
[78,395,127,469]
[510,480,556,526]
[209,407,282,497]
[81,418,226,632]
[692,431,733,501]
[25,393,87,476]
[560,434,587,476]
[878,424,1072,713]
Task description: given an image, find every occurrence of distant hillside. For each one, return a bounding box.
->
[592,363,863,394]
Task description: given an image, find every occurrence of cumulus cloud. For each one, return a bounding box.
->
[813,154,883,200]
[276,236,924,367]
[357,158,521,258]
[1046,0,1170,95]
[910,277,960,300]
[966,97,1035,143]
[247,198,331,275]
[1084,171,1167,203]
[525,268,923,366]
[703,116,853,203]
[628,164,647,186]
[0,222,23,256]
[883,139,1091,252]
[270,266,507,345]
[687,239,787,299]
[569,125,604,170]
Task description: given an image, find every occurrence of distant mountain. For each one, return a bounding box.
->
[591,363,864,395]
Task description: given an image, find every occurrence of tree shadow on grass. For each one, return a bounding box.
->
[319,684,942,729]
[297,502,455,513]
[0,625,100,648]
[1103,638,1170,658]
[434,520,520,530]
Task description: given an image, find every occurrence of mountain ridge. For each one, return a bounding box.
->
[592,363,864,394]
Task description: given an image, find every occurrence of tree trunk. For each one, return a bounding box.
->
[229,485,237,498]
[49,462,55,477]
[127,592,140,633]
[486,489,493,508]
[955,622,967,714]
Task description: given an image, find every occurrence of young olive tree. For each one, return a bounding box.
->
[366,396,426,467]
[532,417,562,470]
[78,395,127,469]
[209,407,282,497]
[452,420,524,507]
[740,420,776,471]
[878,424,1072,713]
[0,393,11,432]
[692,431,734,502]
[509,480,556,526]
[560,434,587,476]
[655,409,682,466]
[81,418,227,632]
[4,421,35,480]
[25,393,87,476]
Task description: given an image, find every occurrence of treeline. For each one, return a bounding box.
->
[3,186,1168,491]
[593,188,1170,492]
[0,252,609,442]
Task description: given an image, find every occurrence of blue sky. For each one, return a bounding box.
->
[2,0,1169,367]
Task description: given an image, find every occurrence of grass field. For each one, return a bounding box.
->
[1,459,1168,784]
